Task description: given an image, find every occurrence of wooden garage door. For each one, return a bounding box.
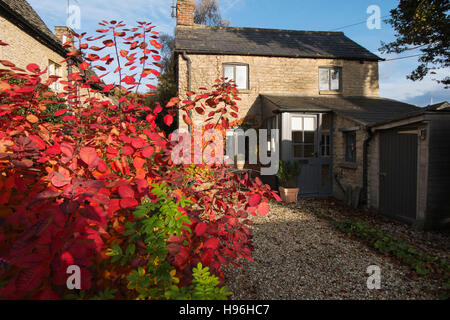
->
[379,128,418,221]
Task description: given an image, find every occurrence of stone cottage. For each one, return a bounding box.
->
[0,0,106,97]
[173,0,450,229]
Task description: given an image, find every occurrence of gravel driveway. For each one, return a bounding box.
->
[224,201,445,300]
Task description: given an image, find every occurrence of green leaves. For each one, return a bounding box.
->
[165,263,232,300]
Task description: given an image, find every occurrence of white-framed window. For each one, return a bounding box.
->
[291,116,316,158]
[223,63,249,90]
[48,60,61,91]
[319,66,342,92]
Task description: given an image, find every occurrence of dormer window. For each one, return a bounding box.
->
[319,66,342,92]
[223,63,249,90]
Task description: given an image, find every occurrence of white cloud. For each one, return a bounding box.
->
[380,64,449,103]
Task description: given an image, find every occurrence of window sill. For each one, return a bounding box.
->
[319,90,342,95]
[236,89,251,94]
[339,162,358,169]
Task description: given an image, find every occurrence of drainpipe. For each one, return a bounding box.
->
[180,51,192,132]
[362,127,374,206]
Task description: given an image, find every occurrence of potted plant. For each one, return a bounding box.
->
[276,160,301,203]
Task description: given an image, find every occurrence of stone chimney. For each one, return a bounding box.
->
[54,26,75,50]
[176,0,195,26]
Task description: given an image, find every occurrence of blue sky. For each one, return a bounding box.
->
[28,0,449,107]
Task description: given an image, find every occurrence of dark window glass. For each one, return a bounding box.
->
[344,131,356,162]
[320,134,330,157]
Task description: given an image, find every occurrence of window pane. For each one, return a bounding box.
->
[235,65,248,89]
[345,132,356,162]
[304,131,315,144]
[330,68,340,90]
[48,62,54,76]
[292,131,303,143]
[304,144,315,157]
[319,68,329,91]
[224,65,234,82]
[322,113,330,130]
[321,134,330,157]
[304,117,315,131]
[293,145,303,158]
[291,117,303,131]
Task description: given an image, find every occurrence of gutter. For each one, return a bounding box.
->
[180,51,191,91]
[362,127,374,206]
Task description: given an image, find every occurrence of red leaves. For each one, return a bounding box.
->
[0,60,15,68]
[26,63,40,73]
[123,75,135,85]
[183,114,192,126]
[80,147,100,168]
[103,39,115,47]
[120,197,138,209]
[80,61,90,71]
[50,170,71,187]
[54,109,69,116]
[257,201,270,216]
[149,39,162,49]
[118,185,134,198]
[195,222,207,236]
[248,193,262,207]
[26,114,39,124]
[164,114,173,126]
[131,138,146,149]
[203,237,219,250]
[195,107,205,115]
[142,146,154,158]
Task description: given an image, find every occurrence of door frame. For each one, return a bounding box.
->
[280,112,333,196]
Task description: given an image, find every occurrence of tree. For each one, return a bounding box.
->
[194,0,230,27]
[154,0,230,116]
[379,0,450,87]
[155,34,177,109]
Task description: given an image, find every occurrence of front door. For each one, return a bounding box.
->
[283,113,332,196]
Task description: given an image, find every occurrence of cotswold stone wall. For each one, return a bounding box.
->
[332,115,368,202]
[177,50,380,129]
[0,17,68,82]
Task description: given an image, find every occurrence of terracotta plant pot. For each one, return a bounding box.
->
[278,186,299,203]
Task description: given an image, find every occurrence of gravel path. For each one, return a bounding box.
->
[224,201,445,300]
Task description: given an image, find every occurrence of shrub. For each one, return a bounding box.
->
[276,160,301,188]
[0,20,280,300]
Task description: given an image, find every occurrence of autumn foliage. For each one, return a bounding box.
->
[0,20,279,299]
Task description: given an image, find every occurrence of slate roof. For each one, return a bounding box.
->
[0,0,66,56]
[426,101,449,111]
[261,94,420,126]
[175,25,381,61]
